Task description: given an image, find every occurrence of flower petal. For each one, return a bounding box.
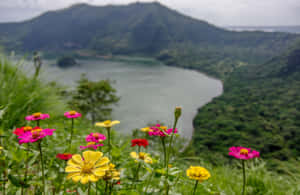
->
[89,174,99,182]
[130,152,138,159]
[95,122,105,127]
[80,175,90,184]
[111,120,120,126]
[72,154,83,165]
[65,166,81,173]
[67,159,82,167]
[67,172,80,179]
[95,157,109,167]
[72,175,82,183]
[83,151,102,163]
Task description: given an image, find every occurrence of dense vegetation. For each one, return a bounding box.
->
[190,40,300,169]
[1,55,299,194]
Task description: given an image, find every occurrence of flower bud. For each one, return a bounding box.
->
[174,106,182,119]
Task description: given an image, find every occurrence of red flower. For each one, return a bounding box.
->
[13,126,33,136]
[56,153,72,161]
[116,180,121,185]
[131,139,149,148]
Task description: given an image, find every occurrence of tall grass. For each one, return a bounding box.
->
[0,54,66,131]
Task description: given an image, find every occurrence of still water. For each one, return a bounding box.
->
[31,58,222,140]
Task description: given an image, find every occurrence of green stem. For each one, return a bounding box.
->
[38,141,46,195]
[105,181,108,194]
[134,163,141,183]
[95,182,98,195]
[69,118,74,150]
[21,143,30,195]
[37,120,40,127]
[107,127,111,158]
[161,137,167,167]
[165,117,178,195]
[109,182,113,195]
[192,180,199,195]
[88,182,91,195]
[242,160,246,195]
[166,118,178,170]
[144,170,154,193]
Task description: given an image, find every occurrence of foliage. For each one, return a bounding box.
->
[68,74,120,124]
[190,39,300,166]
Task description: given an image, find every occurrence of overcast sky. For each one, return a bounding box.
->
[0,0,299,26]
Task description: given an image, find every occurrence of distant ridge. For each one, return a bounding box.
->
[0,1,298,65]
[226,25,300,34]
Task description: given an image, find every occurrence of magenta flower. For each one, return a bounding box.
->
[80,142,104,150]
[18,128,55,144]
[148,124,178,137]
[229,146,260,160]
[85,133,106,143]
[25,112,50,121]
[64,110,82,119]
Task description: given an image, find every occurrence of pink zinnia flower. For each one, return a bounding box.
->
[85,133,106,143]
[64,110,82,119]
[13,126,33,136]
[18,127,55,144]
[148,124,178,137]
[229,146,260,160]
[80,142,104,150]
[25,112,50,121]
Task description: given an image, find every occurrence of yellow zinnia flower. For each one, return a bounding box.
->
[65,151,110,184]
[130,152,153,164]
[140,127,152,132]
[103,163,120,181]
[95,120,120,128]
[186,166,211,182]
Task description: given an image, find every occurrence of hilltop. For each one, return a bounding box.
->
[0,2,298,68]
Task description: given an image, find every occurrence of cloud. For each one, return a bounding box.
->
[0,0,299,25]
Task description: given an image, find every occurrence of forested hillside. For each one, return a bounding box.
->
[192,40,300,164]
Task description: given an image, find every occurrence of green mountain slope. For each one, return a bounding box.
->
[0,2,298,64]
[192,40,300,162]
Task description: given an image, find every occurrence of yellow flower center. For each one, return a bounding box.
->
[32,129,42,138]
[81,162,94,174]
[93,133,99,139]
[33,112,42,117]
[240,149,249,155]
[87,142,96,146]
[69,110,77,115]
[104,120,112,125]
[160,126,168,131]
[139,152,146,160]
[23,126,33,132]
[31,128,42,133]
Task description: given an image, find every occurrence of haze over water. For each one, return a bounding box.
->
[35,58,222,140]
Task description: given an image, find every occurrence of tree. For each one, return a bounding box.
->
[69,74,120,124]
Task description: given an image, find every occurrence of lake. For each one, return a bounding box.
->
[22,57,223,140]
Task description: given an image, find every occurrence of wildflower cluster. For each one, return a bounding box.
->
[2,106,262,195]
